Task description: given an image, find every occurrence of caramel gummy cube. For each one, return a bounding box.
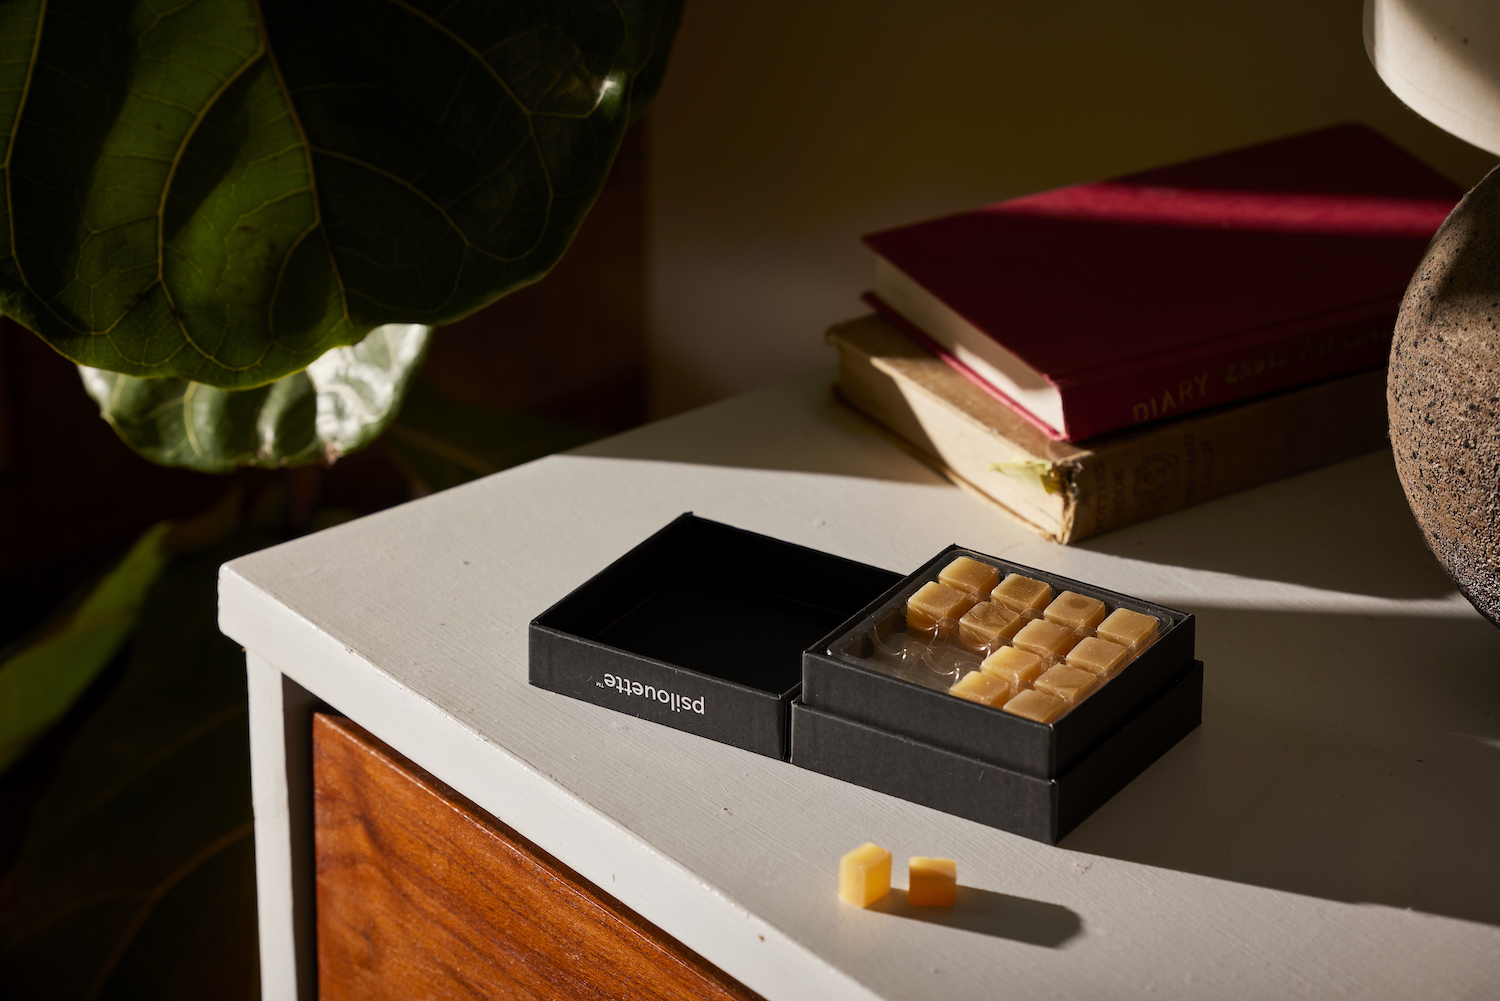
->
[957,602,1022,651]
[991,574,1052,613]
[950,670,1011,707]
[1013,618,1078,658]
[1002,688,1066,723]
[1097,607,1159,648]
[1044,590,1107,630]
[908,857,958,907]
[1034,665,1098,704]
[938,556,1000,595]
[1067,636,1129,677]
[979,645,1044,687]
[839,843,892,907]
[906,581,974,631]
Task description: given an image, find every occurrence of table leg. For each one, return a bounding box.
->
[247,652,326,1001]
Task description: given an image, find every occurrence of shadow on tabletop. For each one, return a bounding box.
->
[569,369,945,486]
[1078,449,1456,601]
[866,887,1083,948]
[1059,605,1500,927]
[576,372,1456,604]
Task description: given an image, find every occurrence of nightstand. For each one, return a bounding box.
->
[220,367,1500,1000]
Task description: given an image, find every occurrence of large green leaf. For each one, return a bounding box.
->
[0,0,682,389]
[0,532,267,999]
[0,525,170,775]
[79,322,431,472]
[0,490,242,778]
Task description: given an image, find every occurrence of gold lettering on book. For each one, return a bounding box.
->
[1224,350,1288,385]
[1130,372,1209,423]
[1299,327,1385,358]
[1094,462,1129,524]
[1132,453,1178,504]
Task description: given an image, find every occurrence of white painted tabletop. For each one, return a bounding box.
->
[220,367,1500,1000]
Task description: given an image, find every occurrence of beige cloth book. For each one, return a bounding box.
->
[829,314,1389,543]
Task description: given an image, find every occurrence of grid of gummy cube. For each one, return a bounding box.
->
[861,556,1162,724]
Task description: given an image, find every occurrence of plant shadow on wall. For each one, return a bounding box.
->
[0,1,682,996]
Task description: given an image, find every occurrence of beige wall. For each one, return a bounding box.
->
[645,0,1498,417]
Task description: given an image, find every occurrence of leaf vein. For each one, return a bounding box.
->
[4,0,48,319]
[105,150,172,162]
[380,0,553,252]
[313,146,509,263]
[268,220,317,330]
[143,0,202,36]
[126,87,201,115]
[155,45,269,369]
[236,183,311,221]
[251,0,352,345]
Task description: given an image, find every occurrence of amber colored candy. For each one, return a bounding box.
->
[991,574,1052,613]
[906,581,974,631]
[938,556,1000,595]
[908,857,957,907]
[838,843,892,907]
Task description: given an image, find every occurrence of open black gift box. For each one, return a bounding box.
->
[529,514,903,758]
[529,514,1202,844]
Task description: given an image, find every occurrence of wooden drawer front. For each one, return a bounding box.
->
[313,714,759,1001]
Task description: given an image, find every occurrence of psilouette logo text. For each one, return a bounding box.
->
[602,673,705,714]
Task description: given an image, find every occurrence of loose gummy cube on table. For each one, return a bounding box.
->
[1013,618,1079,658]
[1097,608,1159,648]
[1044,591,1107,630]
[957,602,1022,650]
[1034,665,1098,704]
[906,582,974,631]
[991,574,1053,613]
[908,857,958,907]
[1067,636,1129,677]
[937,556,1000,595]
[949,669,1011,706]
[839,842,893,907]
[979,645,1044,687]
[1002,688,1067,723]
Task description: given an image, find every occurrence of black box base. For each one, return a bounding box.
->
[803,547,1196,778]
[789,662,1203,844]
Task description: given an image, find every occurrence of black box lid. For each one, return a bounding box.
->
[530,514,904,757]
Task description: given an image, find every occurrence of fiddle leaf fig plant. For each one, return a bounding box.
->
[79,322,432,471]
[0,0,680,467]
[0,2,680,993]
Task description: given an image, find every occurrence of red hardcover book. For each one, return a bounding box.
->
[862,124,1462,441]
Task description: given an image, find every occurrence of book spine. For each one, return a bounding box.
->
[1055,304,1395,440]
[1067,368,1390,538]
[829,315,1391,543]
[828,330,1076,540]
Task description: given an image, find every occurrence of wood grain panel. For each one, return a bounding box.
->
[312,713,762,1001]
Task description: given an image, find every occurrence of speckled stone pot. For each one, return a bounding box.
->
[1389,166,1500,626]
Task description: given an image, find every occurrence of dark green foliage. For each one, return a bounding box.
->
[0,533,271,999]
[0,0,682,389]
[80,322,431,472]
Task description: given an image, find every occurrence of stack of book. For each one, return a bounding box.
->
[833,124,1463,543]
